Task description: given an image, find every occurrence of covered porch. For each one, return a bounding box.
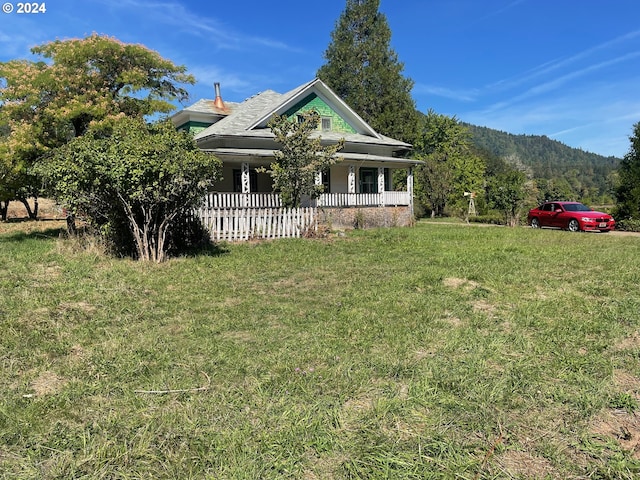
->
[209,154,416,211]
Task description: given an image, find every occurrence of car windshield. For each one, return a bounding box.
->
[562,203,592,212]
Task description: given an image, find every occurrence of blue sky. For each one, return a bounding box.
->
[1,0,639,158]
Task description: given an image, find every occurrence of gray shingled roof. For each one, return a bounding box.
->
[194,93,411,149]
[194,90,282,140]
[189,78,412,151]
[184,98,239,115]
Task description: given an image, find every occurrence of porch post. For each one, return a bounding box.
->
[241,162,250,193]
[378,167,385,206]
[348,165,356,193]
[348,165,356,207]
[407,167,414,217]
[314,171,323,207]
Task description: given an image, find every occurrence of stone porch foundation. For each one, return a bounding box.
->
[317,206,413,230]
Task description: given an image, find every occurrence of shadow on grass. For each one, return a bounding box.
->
[177,241,230,259]
[0,225,65,243]
[0,219,230,259]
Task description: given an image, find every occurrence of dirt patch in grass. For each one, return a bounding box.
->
[443,277,479,291]
[590,410,640,458]
[472,299,496,315]
[414,348,437,360]
[304,449,348,480]
[31,371,66,396]
[442,314,463,328]
[58,302,97,314]
[613,370,640,394]
[615,332,640,351]
[586,370,640,458]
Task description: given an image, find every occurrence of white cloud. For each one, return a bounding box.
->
[91,0,301,52]
[413,83,478,102]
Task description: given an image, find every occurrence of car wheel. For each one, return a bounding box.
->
[567,219,580,232]
[531,218,540,228]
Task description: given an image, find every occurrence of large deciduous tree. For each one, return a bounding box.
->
[414,111,485,217]
[265,111,344,208]
[0,34,195,218]
[38,118,221,262]
[486,170,528,226]
[615,121,640,220]
[317,0,419,144]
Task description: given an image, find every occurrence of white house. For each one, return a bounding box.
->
[171,78,420,235]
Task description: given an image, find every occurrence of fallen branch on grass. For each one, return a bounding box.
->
[473,422,504,480]
[134,371,211,394]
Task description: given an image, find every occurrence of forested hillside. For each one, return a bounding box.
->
[464,123,621,202]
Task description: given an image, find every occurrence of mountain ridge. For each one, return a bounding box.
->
[463,123,620,200]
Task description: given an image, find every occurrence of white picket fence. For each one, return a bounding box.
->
[195,191,410,242]
[197,205,317,242]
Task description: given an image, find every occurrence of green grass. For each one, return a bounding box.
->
[2,220,640,479]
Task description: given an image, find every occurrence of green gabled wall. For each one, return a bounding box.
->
[177,121,212,135]
[284,93,357,134]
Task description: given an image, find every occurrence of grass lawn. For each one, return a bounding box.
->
[1,219,640,479]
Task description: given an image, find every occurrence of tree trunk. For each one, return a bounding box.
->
[19,197,39,220]
[0,200,8,221]
[66,213,77,235]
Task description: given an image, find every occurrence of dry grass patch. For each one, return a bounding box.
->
[443,277,479,291]
[440,310,463,328]
[58,301,97,314]
[495,450,557,478]
[219,330,255,343]
[472,299,497,315]
[615,332,640,351]
[30,371,67,397]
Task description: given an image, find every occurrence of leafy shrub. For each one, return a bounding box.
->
[468,214,505,225]
[615,218,640,232]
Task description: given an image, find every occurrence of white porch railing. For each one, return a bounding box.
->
[202,192,283,209]
[202,191,411,209]
[313,191,411,207]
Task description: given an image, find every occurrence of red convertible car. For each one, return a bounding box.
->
[527,201,615,232]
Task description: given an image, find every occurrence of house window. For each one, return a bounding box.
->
[232,168,258,192]
[321,117,332,132]
[359,168,378,194]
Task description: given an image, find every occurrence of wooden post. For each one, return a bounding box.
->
[407,167,414,218]
[378,167,385,206]
[348,165,356,207]
[241,162,250,194]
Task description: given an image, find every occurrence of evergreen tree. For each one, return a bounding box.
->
[615,121,640,220]
[317,0,419,144]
